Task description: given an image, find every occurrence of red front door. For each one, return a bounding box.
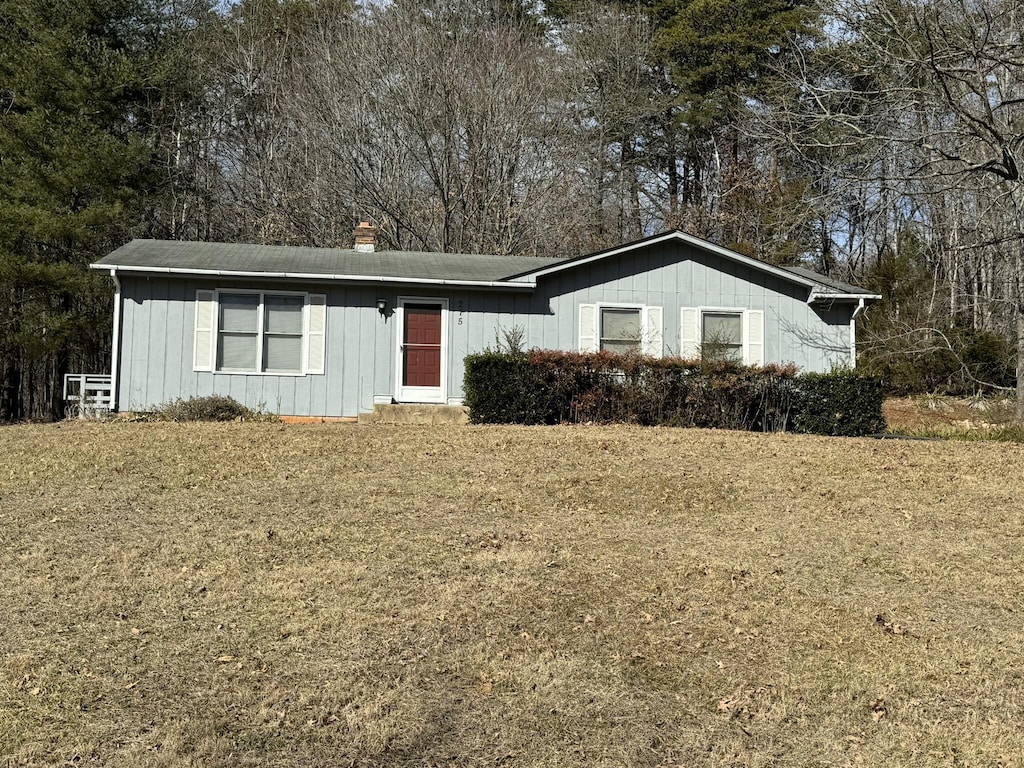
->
[403,304,442,387]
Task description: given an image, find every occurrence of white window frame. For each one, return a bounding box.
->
[213,289,309,376]
[698,306,745,363]
[579,302,663,357]
[598,302,646,354]
[694,306,763,366]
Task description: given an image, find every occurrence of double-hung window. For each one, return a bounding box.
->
[600,307,643,353]
[680,307,764,366]
[194,290,326,375]
[216,293,260,372]
[578,303,664,357]
[260,295,305,373]
[217,292,303,373]
[700,311,743,363]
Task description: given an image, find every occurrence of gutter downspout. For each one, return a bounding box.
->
[109,268,121,412]
[850,298,866,368]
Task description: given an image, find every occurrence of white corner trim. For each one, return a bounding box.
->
[108,268,121,411]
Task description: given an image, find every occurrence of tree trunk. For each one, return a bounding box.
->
[664,109,679,220]
[1017,308,1024,424]
[620,136,642,241]
[0,358,21,423]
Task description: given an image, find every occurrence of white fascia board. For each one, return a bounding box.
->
[808,291,882,303]
[512,231,822,290]
[89,263,537,291]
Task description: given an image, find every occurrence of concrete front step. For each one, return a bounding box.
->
[358,403,469,425]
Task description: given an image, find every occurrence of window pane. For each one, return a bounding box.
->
[703,313,742,344]
[264,335,302,372]
[265,295,304,334]
[219,294,259,333]
[218,333,257,371]
[601,308,640,343]
[702,312,743,362]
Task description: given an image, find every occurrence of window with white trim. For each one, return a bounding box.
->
[193,290,327,375]
[679,307,764,366]
[579,303,663,357]
[701,311,743,363]
[600,307,642,353]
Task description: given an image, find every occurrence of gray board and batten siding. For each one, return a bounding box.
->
[95,234,878,419]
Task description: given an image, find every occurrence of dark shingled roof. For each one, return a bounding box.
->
[93,236,878,298]
[782,266,873,296]
[93,239,568,283]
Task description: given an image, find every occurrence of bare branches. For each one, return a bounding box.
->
[293,0,588,256]
[754,0,1024,406]
[862,322,1015,392]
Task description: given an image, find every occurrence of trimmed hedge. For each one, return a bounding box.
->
[462,352,546,425]
[791,369,886,437]
[464,350,885,437]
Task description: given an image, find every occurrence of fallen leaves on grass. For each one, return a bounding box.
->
[2,422,1023,767]
[870,697,888,722]
[874,613,912,637]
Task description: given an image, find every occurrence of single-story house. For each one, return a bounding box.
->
[90,227,880,419]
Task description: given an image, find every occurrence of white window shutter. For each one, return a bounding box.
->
[306,294,327,374]
[680,307,699,359]
[745,309,764,366]
[642,305,663,357]
[579,303,597,352]
[193,290,215,371]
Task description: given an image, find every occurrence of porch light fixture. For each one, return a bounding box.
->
[376,298,388,316]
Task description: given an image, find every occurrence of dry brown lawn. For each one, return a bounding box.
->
[1,422,1023,767]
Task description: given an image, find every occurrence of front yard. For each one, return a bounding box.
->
[2,422,1022,766]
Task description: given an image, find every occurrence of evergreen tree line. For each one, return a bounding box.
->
[2,0,1023,421]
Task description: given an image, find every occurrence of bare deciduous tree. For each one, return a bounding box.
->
[762,0,1024,413]
[292,0,589,256]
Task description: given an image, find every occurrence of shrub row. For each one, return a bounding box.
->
[464,351,885,436]
[791,370,886,437]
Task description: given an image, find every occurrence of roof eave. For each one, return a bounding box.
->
[808,291,882,303]
[90,263,538,291]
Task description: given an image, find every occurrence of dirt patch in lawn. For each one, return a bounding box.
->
[2,422,1023,767]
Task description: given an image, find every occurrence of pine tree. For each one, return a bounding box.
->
[0,0,173,419]
[650,0,819,253]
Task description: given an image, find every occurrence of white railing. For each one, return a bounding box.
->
[63,374,113,419]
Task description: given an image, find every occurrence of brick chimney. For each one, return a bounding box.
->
[353,220,377,253]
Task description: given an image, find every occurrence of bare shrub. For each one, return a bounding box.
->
[152,395,276,422]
